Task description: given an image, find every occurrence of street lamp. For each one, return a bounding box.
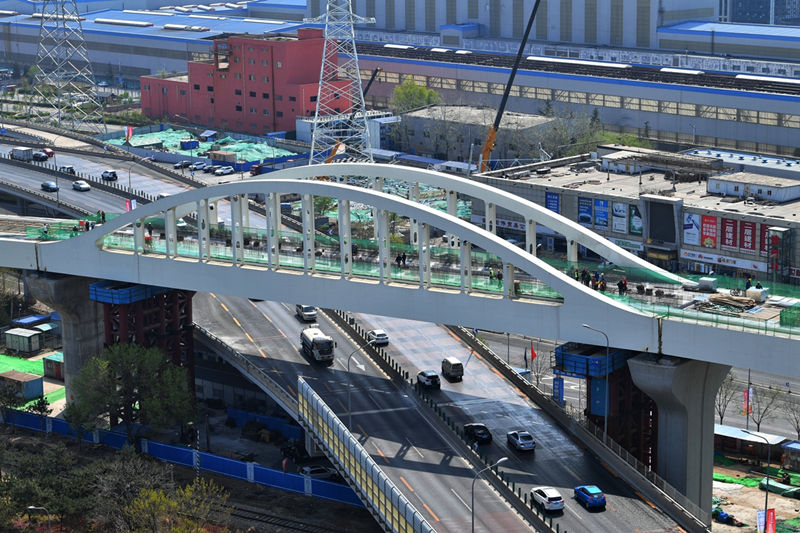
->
[27,506,51,533]
[471,457,508,533]
[582,323,610,445]
[742,429,771,521]
[347,338,377,429]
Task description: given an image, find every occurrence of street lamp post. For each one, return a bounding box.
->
[347,339,377,429]
[582,323,610,445]
[471,457,508,533]
[743,430,771,522]
[27,506,51,533]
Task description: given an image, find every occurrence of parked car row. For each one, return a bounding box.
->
[40,179,91,192]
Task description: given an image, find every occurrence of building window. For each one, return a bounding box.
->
[161,87,168,94]
[143,84,150,91]
[262,93,270,99]
[220,74,226,79]
[263,109,270,115]
[276,61,282,68]
[247,46,254,51]
[235,73,242,79]
[249,91,256,97]
[250,107,257,113]
[248,75,256,81]
[289,96,296,101]
[210,98,214,104]
[193,84,200,90]
[207,86,214,92]
[179,90,186,96]
[234,57,240,63]
[262,76,269,82]
[261,60,268,66]
[235,89,242,95]
[275,95,282,101]
[310,95,317,102]
[276,111,283,117]
[248,59,255,64]
[236,105,242,111]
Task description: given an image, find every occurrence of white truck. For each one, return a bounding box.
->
[300,326,334,363]
[10,146,33,162]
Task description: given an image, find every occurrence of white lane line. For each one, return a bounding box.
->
[406,437,425,459]
[450,488,471,511]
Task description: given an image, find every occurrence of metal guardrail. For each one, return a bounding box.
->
[193,324,298,419]
[0,178,92,217]
[448,325,712,532]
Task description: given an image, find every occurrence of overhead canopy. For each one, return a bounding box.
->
[715,424,786,446]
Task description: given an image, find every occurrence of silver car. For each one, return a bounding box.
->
[507,430,536,451]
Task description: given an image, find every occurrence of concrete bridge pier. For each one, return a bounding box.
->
[628,353,730,515]
[25,272,104,402]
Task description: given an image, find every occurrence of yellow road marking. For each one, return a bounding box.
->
[210,293,217,299]
[287,385,296,397]
[338,400,347,412]
[601,462,619,478]
[245,332,254,343]
[220,302,229,312]
[258,348,267,358]
[399,476,414,492]
[232,317,241,327]
[376,447,389,464]
[357,424,368,437]
[422,503,439,522]
[634,491,655,509]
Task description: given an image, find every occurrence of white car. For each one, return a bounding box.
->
[507,430,536,451]
[190,162,207,170]
[72,180,91,192]
[215,165,234,176]
[531,486,565,511]
[367,329,389,346]
[299,465,338,480]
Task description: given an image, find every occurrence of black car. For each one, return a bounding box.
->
[58,165,76,175]
[464,423,492,444]
[32,152,49,161]
[101,170,118,181]
[173,160,191,169]
[40,181,59,192]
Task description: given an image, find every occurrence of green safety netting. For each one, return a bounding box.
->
[27,212,120,241]
[713,473,762,487]
[0,353,44,375]
[682,273,800,299]
[106,128,295,161]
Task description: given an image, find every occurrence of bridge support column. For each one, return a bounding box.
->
[197,199,211,261]
[376,209,389,283]
[301,193,315,274]
[372,176,383,240]
[460,241,472,293]
[267,193,281,269]
[338,199,352,279]
[485,202,496,234]
[567,239,579,263]
[525,217,537,255]
[446,188,458,247]
[628,353,730,514]
[408,182,419,247]
[418,223,430,288]
[25,273,104,403]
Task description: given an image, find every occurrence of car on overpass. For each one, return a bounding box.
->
[416,369,440,389]
[40,181,58,192]
[507,430,536,451]
[173,160,191,169]
[464,422,492,444]
[32,151,49,161]
[531,486,565,512]
[574,485,606,510]
[367,329,389,346]
[72,180,91,192]
[215,165,234,176]
[101,170,118,181]
[59,165,76,175]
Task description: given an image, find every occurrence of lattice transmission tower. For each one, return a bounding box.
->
[29,0,105,132]
[305,0,374,165]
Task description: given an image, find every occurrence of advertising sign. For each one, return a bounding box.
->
[680,249,768,272]
[701,215,717,248]
[739,221,756,255]
[721,218,738,250]
[552,377,565,407]
[628,204,643,235]
[545,192,560,213]
[578,197,593,228]
[683,213,701,246]
[760,224,770,256]
[594,199,609,230]
[612,202,627,233]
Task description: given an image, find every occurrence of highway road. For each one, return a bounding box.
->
[193,294,533,532]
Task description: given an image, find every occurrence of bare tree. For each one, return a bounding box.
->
[715,370,739,424]
[781,391,800,440]
[749,385,783,431]
[529,339,551,388]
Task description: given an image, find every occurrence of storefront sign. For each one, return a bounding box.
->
[594,199,609,230]
[578,197,593,228]
[701,215,717,248]
[545,192,560,214]
[760,223,770,256]
[683,213,701,246]
[739,221,756,255]
[612,202,627,234]
[680,249,768,272]
[470,215,526,231]
[721,218,738,250]
[628,204,643,235]
[609,237,644,251]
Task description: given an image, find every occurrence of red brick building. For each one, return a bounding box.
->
[140,29,351,135]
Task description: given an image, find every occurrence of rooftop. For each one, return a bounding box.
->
[403,105,553,129]
[659,20,800,42]
[710,173,800,189]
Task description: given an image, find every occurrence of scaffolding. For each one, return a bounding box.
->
[305,0,375,165]
[29,0,105,132]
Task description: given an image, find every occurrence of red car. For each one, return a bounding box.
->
[42,148,55,157]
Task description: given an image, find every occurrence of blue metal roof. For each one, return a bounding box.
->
[659,20,800,42]
[250,0,306,7]
[686,148,800,174]
[1,9,304,42]
[783,440,800,451]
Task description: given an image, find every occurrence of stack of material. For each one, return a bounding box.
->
[708,293,755,311]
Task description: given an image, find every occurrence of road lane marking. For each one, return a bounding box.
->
[357,424,368,437]
[286,385,296,397]
[601,462,619,478]
[245,332,254,343]
[400,476,414,492]
[450,488,470,511]
[375,446,389,464]
[258,348,267,358]
[406,437,424,459]
[634,491,656,509]
[210,293,217,299]
[219,303,229,312]
[422,503,439,522]
[232,317,242,327]
[338,399,347,412]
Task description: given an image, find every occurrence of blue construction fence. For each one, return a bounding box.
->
[0,408,363,508]
[225,408,304,441]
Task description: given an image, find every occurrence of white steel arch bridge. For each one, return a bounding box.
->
[1,164,797,376]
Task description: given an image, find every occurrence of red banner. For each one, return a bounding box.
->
[760,224,770,256]
[721,218,738,250]
[767,508,776,533]
[701,215,717,248]
[739,221,756,255]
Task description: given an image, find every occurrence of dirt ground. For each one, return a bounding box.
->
[0,426,381,533]
[712,465,800,532]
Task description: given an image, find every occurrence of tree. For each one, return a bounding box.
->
[123,478,230,532]
[782,391,800,440]
[529,340,551,389]
[91,446,175,531]
[71,343,195,445]
[0,381,24,429]
[177,477,230,529]
[390,76,441,114]
[26,395,52,433]
[314,196,337,219]
[748,385,782,431]
[63,400,97,448]
[715,370,739,424]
